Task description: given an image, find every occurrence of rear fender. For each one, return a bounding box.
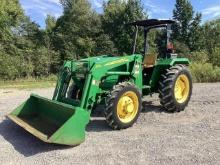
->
[149,58,190,91]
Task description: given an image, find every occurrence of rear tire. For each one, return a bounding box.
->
[158,65,192,112]
[104,82,142,130]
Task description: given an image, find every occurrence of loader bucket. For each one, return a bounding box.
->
[7,94,90,145]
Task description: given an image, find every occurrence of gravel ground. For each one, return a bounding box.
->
[0,83,219,165]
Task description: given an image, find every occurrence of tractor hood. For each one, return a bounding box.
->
[80,55,122,63]
[77,54,138,71]
[62,54,141,79]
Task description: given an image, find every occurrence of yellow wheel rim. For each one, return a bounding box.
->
[174,74,190,103]
[117,91,139,123]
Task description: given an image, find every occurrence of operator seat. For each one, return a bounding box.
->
[143,54,158,68]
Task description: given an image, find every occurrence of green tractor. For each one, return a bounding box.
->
[7,19,192,145]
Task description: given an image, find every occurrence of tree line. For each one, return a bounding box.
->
[0,0,220,81]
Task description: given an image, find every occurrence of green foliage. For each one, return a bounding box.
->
[183,51,219,82]
[0,53,19,79]
[94,34,115,55]
[102,0,146,54]
[0,0,219,83]
[202,19,220,54]
[173,41,190,57]
[0,0,24,40]
[188,13,203,51]
[173,0,203,51]
[0,52,33,79]
[45,15,56,33]
[173,0,193,42]
[32,47,51,76]
[185,51,209,63]
[190,62,220,82]
[210,47,220,67]
[0,1,60,80]
[53,0,102,61]
[155,29,169,56]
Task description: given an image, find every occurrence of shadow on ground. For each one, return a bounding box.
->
[86,118,111,132]
[0,101,163,156]
[87,101,166,132]
[142,101,166,113]
[0,118,112,157]
[86,105,111,131]
[0,119,72,157]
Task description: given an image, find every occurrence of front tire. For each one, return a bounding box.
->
[158,65,192,112]
[105,82,142,130]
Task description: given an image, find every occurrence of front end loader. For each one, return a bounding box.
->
[7,19,192,145]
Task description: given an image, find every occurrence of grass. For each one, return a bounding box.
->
[0,76,57,89]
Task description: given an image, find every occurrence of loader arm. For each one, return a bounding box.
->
[53,54,143,112]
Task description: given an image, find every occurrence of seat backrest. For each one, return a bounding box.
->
[143,54,158,68]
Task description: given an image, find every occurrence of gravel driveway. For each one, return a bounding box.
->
[0,83,219,165]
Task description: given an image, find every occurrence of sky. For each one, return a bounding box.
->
[19,0,220,28]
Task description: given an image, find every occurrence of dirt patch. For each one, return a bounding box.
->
[0,84,219,165]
